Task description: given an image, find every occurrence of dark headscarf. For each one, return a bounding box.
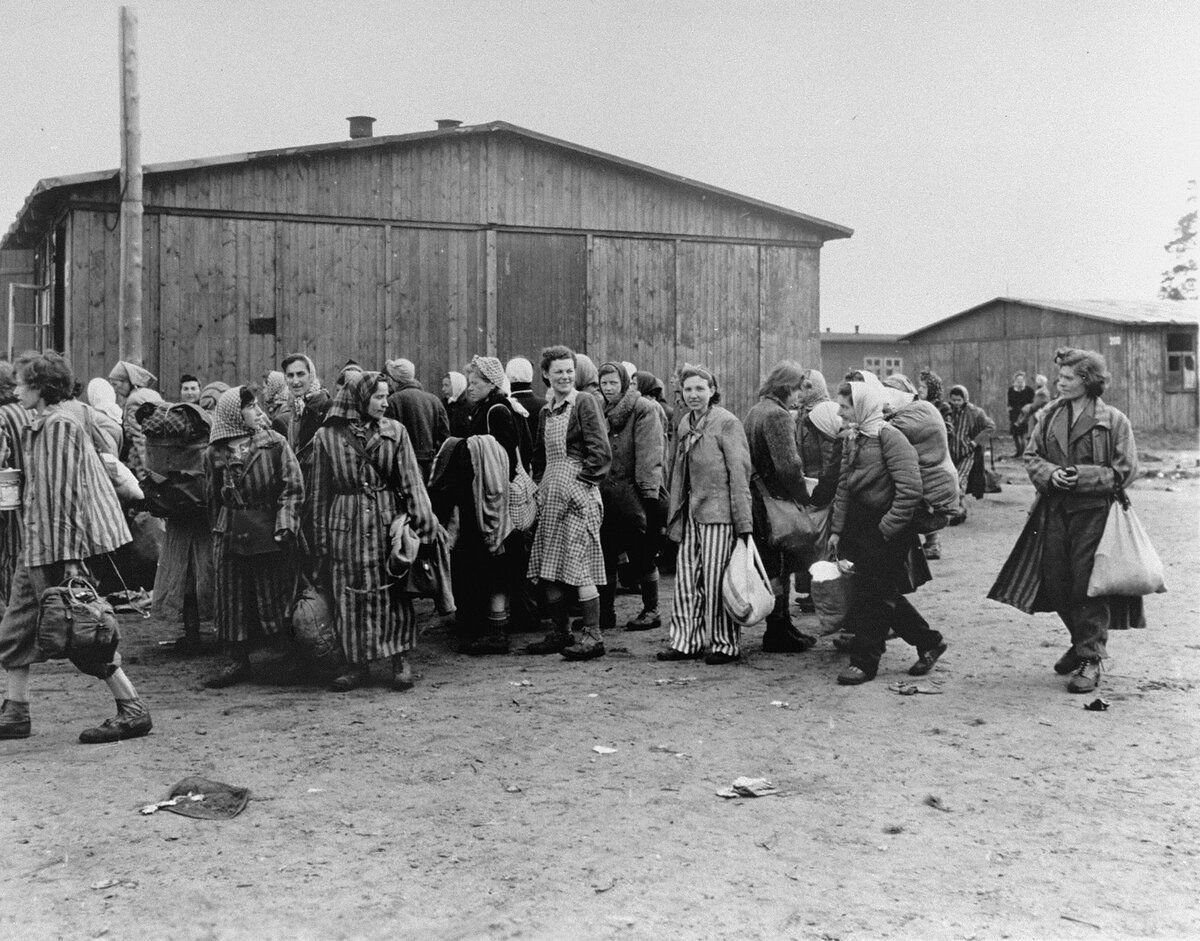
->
[634,370,663,400]
[598,361,630,397]
[326,370,385,425]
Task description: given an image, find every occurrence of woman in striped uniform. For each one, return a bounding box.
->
[524,345,612,661]
[0,351,150,743]
[0,361,31,607]
[202,386,304,689]
[658,365,754,665]
[307,371,436,691]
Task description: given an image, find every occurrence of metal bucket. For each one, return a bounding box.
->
[0,468,23,511]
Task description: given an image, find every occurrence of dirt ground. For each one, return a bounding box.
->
[2,454,1198,940]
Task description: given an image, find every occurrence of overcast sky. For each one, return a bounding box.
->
[2,0,1196,334]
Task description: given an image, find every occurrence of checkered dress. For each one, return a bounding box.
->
[527,402,606,587]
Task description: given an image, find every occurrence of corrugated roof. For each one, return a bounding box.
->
[900,297,1200,341]
[2,120,853,249]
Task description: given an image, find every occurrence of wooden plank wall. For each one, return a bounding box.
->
[760,246,820,380]
[495,231,588,392]
[587,236,676,391]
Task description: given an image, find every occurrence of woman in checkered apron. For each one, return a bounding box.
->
[525,346,612,660]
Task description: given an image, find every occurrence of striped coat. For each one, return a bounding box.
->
[0,403,31,601]
[204,429,303,644]
[306,418,435,664]
[20,405,131,568]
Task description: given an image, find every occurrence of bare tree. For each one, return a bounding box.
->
[1160,179,1197,301]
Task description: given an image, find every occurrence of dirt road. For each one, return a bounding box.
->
[2,466,1197,940]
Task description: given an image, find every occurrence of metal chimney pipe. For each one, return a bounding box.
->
[347,115,376,139]
[436,119,463,130]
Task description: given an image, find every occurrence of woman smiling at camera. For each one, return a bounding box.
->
[657,364,754,665]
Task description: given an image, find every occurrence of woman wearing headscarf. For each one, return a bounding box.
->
[597,361,664,633]
[657,364,753,665]
[827,380,945,685]
[745,361,819,653]
[989,348,1141,694]
[202,386,304,688]
[107,361,156,406]
[261,371,290,423]
[85,378,125,454]
[792,368,843,613]
[573,353,602,399]
[505,357,543,445]
[0,361,31,607]
[121,387,164,481]
[524,346,612,660]
[429,355,532,655]
[945,384,996,523]
[443,371,471,438]
[307,371,436,691]
[198,381,230,412]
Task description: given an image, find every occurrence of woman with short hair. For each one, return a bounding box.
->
[308,371,436,690]
[525,345,612,660]
[658,364,754,665]
[0,351,151,743]
[990,348,1142,694]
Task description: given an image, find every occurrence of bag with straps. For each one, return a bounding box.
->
[808,558,855,635]
[36,577,121,666]
[1087,490,1167,597]
[721,535,776,626]
[751,475,829,554]
[485,405,536,533]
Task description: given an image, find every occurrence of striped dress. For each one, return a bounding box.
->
[306,418,435,664]
[0,402,32,603]
[204,429,303,645]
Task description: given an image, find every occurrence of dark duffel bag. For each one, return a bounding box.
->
[36,577,121,672]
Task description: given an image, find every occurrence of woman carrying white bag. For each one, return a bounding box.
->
[989,347,1159,695]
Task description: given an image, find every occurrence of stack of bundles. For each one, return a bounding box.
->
[140,403,211,521]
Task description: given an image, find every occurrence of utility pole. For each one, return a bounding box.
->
[118,5,143,365]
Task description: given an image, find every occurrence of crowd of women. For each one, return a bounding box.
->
[0,340,1141,743]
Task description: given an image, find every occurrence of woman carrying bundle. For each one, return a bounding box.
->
[745,361,819,653]
[658,365,753,665]
[307,371,436,691]
[827,380,945,685]
[945,385,996,524]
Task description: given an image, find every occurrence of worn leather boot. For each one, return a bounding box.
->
[626,578,661,630]
[79,698,152,744]
[762,595,816,653]
[563,597,605,661]
[0,699,31,739]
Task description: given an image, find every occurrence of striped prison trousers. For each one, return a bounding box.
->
[668,518,739,656]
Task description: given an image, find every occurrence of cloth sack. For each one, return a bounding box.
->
[508,458,537,533]
[1087,493,1167,597]
[809,559,855,635]
[751,475,829,554]
[721,535,775,626]
[36,577,121,667]
[291,577,344,672]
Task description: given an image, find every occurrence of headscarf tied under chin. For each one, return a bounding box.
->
[262,371,289,417]
[574,353,599,392]
[327,370,385,425]
[948,384,970,408]
[210,387,256,443]
[846,381,889,438]
[446,372,467,403]
[284,355,322,400]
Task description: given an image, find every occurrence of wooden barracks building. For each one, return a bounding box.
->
[1,119,852,414]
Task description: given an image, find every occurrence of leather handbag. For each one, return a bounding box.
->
[751,475,828,553]
[36,577,120,664]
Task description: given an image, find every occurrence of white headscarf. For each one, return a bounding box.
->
[847,381,888,438]
[807,400,843,439]
[447,371,467,403]
[86,378,124,422]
